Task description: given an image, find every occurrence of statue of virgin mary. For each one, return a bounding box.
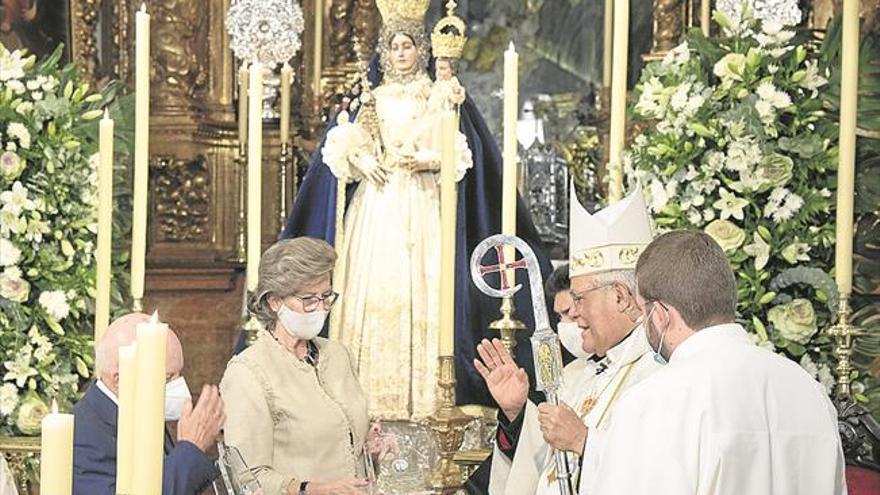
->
[282,0,551,420]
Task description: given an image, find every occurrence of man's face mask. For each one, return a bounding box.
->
[558,321,592,359]
[164,376,192,421]
[645,302,670,365]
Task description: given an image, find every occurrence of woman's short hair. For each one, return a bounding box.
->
[248,237,337,330]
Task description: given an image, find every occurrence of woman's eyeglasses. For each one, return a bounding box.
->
[290,291,339,313]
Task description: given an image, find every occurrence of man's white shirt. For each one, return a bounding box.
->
[587,323,847,495]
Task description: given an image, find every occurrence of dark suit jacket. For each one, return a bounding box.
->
[72,382,219,495]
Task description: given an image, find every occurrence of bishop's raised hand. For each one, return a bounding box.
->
[474,338,529,422]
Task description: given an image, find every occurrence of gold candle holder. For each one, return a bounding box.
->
[231,144,247,264]
[827,293,865,399]
[427,355,472,494]
[279,141,291,234]
[489,295,526,354]
[242,303,262,347]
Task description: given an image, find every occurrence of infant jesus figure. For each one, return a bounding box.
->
[428,57,466,112]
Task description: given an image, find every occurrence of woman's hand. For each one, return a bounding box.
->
[366,422,400,460]
[297,477,370,495]
[351,153,389,186]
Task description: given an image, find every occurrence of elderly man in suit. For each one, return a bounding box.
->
[72,313,224,495]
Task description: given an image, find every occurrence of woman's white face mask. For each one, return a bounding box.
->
[558,322,592,359]
[276,304,327,340]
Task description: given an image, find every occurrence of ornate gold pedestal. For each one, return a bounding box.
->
[827,293,865,398]
[427,356,471,494]
[489,296,527,354]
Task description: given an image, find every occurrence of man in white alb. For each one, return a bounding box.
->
[588,230,847,495]
[477,188,662,494]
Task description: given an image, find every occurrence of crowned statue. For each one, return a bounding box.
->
[282,0,551,421]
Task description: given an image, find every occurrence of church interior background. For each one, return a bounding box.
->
[0,0,879,492]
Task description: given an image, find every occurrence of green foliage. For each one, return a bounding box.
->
[0,43,132,435]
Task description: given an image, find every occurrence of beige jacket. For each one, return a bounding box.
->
[220,333,370,495]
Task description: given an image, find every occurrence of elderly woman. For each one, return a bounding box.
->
[221,238,382,495]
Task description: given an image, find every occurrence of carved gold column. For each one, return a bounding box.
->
[329,0,356,66]
[648,0,684,60]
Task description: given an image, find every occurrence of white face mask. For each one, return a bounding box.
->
[277,304,328,340]
[164,376,191,421]
[558,321,592,359]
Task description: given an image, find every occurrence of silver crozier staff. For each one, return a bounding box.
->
[471,235,576,495]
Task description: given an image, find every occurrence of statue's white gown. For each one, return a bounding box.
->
[322,74,472,420]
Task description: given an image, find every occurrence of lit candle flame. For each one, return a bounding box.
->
[149,310,159,324]
[139,3,146,13]
[51,399,58,414]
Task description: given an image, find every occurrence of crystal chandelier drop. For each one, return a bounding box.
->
[716,0,802,29]
[226,0,306,67]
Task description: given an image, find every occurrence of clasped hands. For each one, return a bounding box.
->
[351,150,438,187]
[474,338,587,455]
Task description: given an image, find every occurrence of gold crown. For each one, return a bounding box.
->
[431,1,468,59]
[376,0,430,23]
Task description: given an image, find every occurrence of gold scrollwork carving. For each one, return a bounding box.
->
[618,246,641,265]
[650,0,683,59]
[573,250,605,270]
[150,0,206,111]
[330,0,356,65]
[150,155,212,243]
[0,436,40,495]
[70,0,101,83]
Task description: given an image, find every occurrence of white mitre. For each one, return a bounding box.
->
[569,185,653,277]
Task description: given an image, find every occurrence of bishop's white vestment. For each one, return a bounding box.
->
[587,324,847,495]
[490,325,662,495]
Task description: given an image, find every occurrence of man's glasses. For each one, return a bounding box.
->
[569,283,613,306]
[289,291,339,313]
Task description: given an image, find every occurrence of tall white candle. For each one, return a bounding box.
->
[701,0,711,36]
[238,65,249,152]
[502,42,518,237]
[607,0,629,203]
[131,313,167,495]
[115,343,137,494]
[131,4,150,305]
[313,0,324,101]
[246,64,264,292]
[603,0,613,89]
[39,400,74,495]
[95,110,114,341]
[835,0,860,296]
[280,63,292,143]
[439,112,458,357]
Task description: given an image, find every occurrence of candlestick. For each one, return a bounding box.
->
[835,0,859,296]
[427,356,471,493]
[502,42,518,237]
[238,65,249,155]
[607,0,629,203]
[313,0,324,102]
[131,4,150,310]
[246,63,264,292]
[280,63,292,144]
[701,0,711,36]
[115,343,137,495]
[95,110,114,341]
[279,142,291,235]
[131,313,167,495]
[439,112,458,357]
[602,0,613,90]
[39,400,74,495]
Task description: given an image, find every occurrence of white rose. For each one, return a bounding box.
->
[0,383,18,416]
[0,238,21,266]
[0,268,30,303]
[39,290,70,320]
[6,123,30,150]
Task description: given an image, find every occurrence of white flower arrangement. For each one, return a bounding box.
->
[0,43,128,435]
[625,12,845,397]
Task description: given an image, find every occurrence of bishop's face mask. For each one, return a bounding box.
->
[277,303,328,340]
[164,376,192,421]
[645,302,670,365]
[558,321,592,359]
